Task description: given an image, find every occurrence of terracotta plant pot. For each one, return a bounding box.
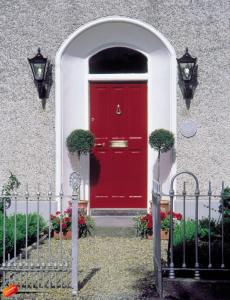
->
[160,199,169,214]
[78,200,88,211]
[53,230,72,240]
[147,231,169,240]
[161,229,169,240]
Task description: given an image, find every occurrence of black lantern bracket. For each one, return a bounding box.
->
[177,48,198,108]
[28,48,53,108]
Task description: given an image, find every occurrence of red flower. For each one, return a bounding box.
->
[167,211,183,220]
[78,215,85,225]
[56,211,61,215]
[61,223,67,230]
[63,217,71,223]
[141,215,148,223]
[64,207,72,215]
[175,213,182,220]
[160,211,167,220]
[146,214,152,229]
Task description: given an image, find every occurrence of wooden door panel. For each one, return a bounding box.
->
[90,82,147,208]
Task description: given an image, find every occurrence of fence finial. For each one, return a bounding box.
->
[37,183,40,197]
[48,183,52,196]
[25,183,29,195]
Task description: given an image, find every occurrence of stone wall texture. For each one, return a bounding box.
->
[0,0,229,194]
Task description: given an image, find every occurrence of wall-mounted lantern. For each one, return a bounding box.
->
[177,48,198,107]
[28,48,48,100]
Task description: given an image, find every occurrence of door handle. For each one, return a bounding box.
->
[95,143,105,147]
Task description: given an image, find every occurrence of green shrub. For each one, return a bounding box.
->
[219,186,230,218]
[66,129,95,156]
[161,216,170,232]
[149,129,175,153]
[173,220,209,247]
[171,218,230,268]
[0,213,47,263]
[148,129,174,181]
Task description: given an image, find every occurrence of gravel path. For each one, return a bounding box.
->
[2,228,168,300]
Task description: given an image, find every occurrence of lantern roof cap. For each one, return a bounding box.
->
[28,48,47,64]
[177,47,197,64]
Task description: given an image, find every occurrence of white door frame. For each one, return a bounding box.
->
[55,16,177,208]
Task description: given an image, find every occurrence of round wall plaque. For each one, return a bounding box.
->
[180,120,197,138]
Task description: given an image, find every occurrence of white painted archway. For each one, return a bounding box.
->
[55,16,177,207]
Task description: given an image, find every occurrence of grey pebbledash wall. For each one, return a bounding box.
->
[0,0,229,194]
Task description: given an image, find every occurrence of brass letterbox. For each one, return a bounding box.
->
[110,140,128,148]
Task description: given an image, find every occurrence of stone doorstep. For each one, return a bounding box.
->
[90,209,147,216]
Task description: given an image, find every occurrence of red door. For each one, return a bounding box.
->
[90,82,147,208]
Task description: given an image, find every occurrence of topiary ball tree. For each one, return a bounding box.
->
[149,129,175,182]
[66,129,95,157]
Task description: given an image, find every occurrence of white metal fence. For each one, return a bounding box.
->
[0,178,80,298]
[153,171,230,297]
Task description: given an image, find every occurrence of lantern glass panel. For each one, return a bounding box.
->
[32,63,46,81]
[180,62,194,81]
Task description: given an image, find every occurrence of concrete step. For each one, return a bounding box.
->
[94,226,137,237]
[93,216,136,228]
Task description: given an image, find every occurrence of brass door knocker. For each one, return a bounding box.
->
[115,104,122,115]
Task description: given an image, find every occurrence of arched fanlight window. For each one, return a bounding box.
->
[89,47,147,74]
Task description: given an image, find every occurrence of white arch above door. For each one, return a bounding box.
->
[55,16,177,205]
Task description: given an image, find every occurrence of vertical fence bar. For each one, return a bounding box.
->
[208,181,212,268]
[152,182,162,298]
[194,184,200,279]
[37,184,40,263]
[14,190,18,265]
[71,186,79,297]
[182,182,186,268]
[48,184,52,288]
[59,185,64,288]
[3,195,6,286]
[19,253,22,289]
[221,181,225,268]
[25,184,29,289]
[36,184,40,288]
[7,254,11,285]
[169,185,175,279]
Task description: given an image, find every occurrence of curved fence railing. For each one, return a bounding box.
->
[152,171,230,297]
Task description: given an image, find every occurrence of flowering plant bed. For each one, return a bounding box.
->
[133,210,182,240]
[50,202,95,238]
[133,214,153,238]
[160,210,182,232]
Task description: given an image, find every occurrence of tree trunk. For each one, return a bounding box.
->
[76,153,81,171]
[157,150,161,182]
